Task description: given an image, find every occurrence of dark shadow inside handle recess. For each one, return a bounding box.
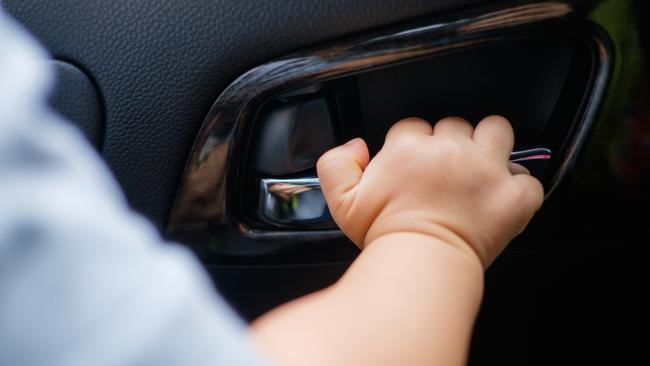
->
[355,36,571,155]
[245,33,595,230]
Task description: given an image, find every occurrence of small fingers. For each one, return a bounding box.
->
[385,117,433,140]
[473,115,514,160]
[433,116,474,138]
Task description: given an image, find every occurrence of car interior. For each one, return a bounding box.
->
[6,0,647,363]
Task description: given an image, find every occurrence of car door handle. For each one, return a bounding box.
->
[260,147,551,228]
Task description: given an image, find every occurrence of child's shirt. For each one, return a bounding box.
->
[0,8,265,366]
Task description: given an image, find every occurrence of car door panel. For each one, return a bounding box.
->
[6,0,648,363]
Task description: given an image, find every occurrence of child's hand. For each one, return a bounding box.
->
[317,116,543,268]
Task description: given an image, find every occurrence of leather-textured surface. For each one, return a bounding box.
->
[49,60,104,149]
[4,0,489,228]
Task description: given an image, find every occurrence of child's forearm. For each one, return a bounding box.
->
[251,232,484,366]
[252,117,542,365]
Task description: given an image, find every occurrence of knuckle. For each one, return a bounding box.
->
[483,114,510,125]
[390,117,429,132]
[316,148,339,168]
[437,116,470,126]
[479,115,512,133]
[400,116,429,125]
[316,152,340,177]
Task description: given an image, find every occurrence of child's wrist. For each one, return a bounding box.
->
[364,214,486,270]
[365,231,485,285]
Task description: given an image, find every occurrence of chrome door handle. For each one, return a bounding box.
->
[260,177,335,229]
[260,147,551,228]
[509,147,552,162]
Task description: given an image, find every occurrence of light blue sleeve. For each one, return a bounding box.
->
[0,9,268,366]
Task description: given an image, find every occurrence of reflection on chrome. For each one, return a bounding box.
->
[260,177,334,228]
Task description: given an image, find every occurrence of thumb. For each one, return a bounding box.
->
[317,138,370,216]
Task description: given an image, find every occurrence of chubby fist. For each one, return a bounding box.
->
[316,116,544,268]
